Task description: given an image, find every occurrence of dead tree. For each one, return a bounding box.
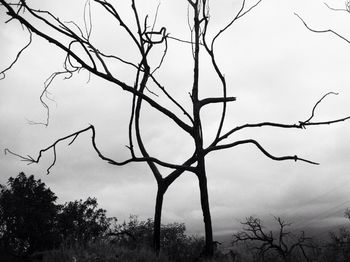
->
[232,216,315,262]
[1,0,350,257]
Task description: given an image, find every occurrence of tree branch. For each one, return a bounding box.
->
[0,27,32,80]
[0,0,194,135]
[4,125,196,175]
[216,92,350,143]
[295,12,350,45]
[205,139,319,165]
[324,2,350,12]
[199,96,236,108]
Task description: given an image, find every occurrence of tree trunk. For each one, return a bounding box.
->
[153,184,166,255]
[197,158,214,257]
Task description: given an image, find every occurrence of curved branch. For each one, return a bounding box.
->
[295,12,350,45]
[201,0,262,145]
[324,2,350,12]
[0,0,193,135]
[205,139,319,165]
[93,0,143,53]
[216,92,350,143]
[134,63,163,182]
[0,27,32,80]
[4,125,196,175]
[303,92,338,123]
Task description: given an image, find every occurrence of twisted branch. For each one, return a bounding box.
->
[216,92,350,143]
[295,12,350,45]
[0,27,32,80]
[205,139,319,165]
[4,125,196,175]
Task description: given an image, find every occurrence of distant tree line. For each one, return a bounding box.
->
[0,173,210,261]
[2,172,350,262]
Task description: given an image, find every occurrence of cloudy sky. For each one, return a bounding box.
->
[1,0,350,237]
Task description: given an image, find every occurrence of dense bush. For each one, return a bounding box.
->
[0,173,115,259]
[0,173,216,261]
[113,215,206,261]
[0,172,59,257]
[56,197,116,247]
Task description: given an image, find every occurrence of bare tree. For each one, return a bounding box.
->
[1,0,350,257]
[232,216,315,262]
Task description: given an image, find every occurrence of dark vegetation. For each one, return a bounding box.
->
[0,173,217,261]
[1,173,350,262]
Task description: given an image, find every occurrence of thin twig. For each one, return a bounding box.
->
[295,12,350,44]
[0,28,32,80]
[205,139,319,165]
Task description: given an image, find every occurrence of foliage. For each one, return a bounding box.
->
[40,240,169,262]
[38,240,237,262]
[0,172,59,257]
[0,172,116,259]
[56,197,116,247]
[113,215,206,261]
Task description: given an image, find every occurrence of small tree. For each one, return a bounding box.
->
[0,172,59,257]
[56,197,115,247]
[232,216,315,262]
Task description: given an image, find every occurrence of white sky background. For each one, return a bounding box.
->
[1,0,350,236]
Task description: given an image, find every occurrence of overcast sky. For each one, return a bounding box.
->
[1,0,350,236]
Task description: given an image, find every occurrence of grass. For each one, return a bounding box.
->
[38,241,235,262]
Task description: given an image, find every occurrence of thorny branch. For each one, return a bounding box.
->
[205,139,319,165]
[215,92,350,143]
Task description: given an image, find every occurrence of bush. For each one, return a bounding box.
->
[57,197,116,246]
[0,172,59,257]
[0,172,116,259]
[112,215,206,261]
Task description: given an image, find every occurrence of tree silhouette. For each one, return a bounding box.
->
[320,209,350,262]
[56,197,115,246]
[1,0,350,257]
[232,216,315,262]
[112,215,205,261]
[0,172,59,257]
